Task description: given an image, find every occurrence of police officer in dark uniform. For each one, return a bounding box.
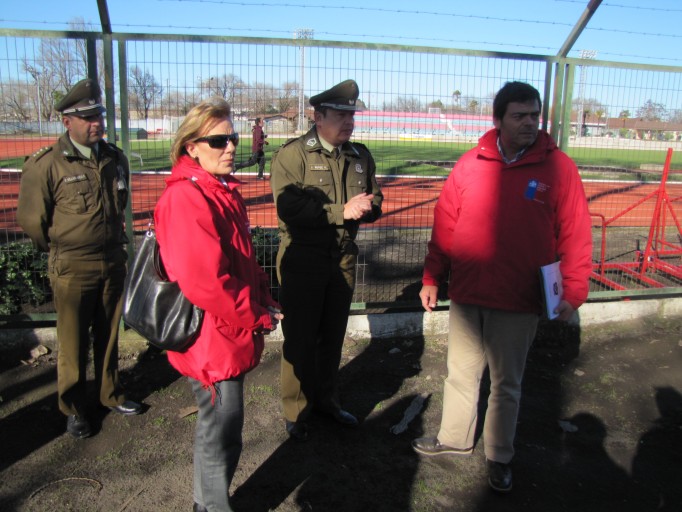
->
[270,79,383,440]
[17,78,142,439]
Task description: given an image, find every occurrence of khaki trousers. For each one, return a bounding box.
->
[438,303,539,463]
[50,257,127,416]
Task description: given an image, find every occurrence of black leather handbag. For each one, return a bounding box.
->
[123,226,203,352]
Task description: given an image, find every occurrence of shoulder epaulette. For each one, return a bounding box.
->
[281,137,298,149]
[26,145,53,163]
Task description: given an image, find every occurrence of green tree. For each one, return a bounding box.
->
[428,100,445,111]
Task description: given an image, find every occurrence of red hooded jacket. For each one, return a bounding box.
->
[154,155,280,386]
[423,129,592,314]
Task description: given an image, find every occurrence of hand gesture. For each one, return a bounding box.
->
[343,193,374,220]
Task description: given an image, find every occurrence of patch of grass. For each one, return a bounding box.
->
[411,477,447,511]
[7,135,676,176]
[599,373,619,386]
[152,416,169,428]
[96,447,122,463]
[245,383,277,406]
[154,386,183,400]
[582,382,600,394]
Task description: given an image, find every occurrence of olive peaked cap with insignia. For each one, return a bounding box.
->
[309,79,362,111]
[55,78,106,117]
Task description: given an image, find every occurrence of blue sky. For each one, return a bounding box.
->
[2,0,682,67]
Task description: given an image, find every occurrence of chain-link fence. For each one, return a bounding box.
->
[1,30,681,322]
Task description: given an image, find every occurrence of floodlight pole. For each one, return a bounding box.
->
[577,49,597,138]
[295,28,314,133]
[26,65,42,136]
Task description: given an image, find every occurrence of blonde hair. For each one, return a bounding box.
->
[170,97,232,165]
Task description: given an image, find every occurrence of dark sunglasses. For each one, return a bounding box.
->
[193,133,239,149]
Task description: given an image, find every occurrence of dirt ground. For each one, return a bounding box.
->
[1,315,681,512]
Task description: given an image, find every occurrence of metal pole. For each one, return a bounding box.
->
[37,80,42,136]
[577,49,597,138]
[294,28,314,134]
[26,65,42,136]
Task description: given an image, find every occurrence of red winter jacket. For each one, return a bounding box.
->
[154,156,281,386]
[251,124,266,153]
[423,129,592,314]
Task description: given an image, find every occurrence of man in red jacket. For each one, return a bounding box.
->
[412,82,592,493]
[236,117,268,179]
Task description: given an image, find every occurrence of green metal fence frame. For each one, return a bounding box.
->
[1,28,681,326]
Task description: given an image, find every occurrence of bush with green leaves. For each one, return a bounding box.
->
[251,227,279,269]
[0,242,49,315]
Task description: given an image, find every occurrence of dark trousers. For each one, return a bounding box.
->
[49,257,127,416]
[236,150,265,177]
[277,245,356,422]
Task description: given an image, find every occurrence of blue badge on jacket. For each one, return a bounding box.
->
[524,179,538,200]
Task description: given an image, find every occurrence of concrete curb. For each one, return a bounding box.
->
[2,298,681,359]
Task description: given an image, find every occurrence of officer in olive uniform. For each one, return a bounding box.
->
[270,79,383,440]
[17,78,142,439]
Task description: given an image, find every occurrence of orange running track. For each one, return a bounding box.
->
[2,170,680,233]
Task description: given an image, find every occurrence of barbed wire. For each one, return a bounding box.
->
[156,0,682,39]
[556,0,682,13]
[2,0,681,64]
[2,17,681,65]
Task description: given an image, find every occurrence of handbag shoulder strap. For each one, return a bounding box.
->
[148,178,207,280]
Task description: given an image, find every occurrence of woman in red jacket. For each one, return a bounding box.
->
[154,97,282,512]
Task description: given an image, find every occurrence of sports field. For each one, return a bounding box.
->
[2,165,680,233]
[1,135,681,233]
[1,135,680,298]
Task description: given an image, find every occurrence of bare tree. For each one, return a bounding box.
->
[395,96,422,113]
[160,89,201,116]
[247,82,276,115]
[21,17,105,122]
[69,17,105,85]
[276,82,299,113]
[636,99,667,121]
[200,74,247,106]
[1,81,32,122]
[129,66,162,120]
[668,109,682,124]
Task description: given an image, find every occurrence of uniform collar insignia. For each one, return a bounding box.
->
[306,137,317,147]
[355,163,363,173]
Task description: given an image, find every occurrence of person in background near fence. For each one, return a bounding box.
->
[16,78,142,439]
[235,117,269,179]
[270,79,383,441]
[154,97,283,512]
[413,81,592,493]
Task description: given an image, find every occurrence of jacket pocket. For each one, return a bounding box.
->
[57,175,96,214]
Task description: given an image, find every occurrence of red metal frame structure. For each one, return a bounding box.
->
[591,148,682,291]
